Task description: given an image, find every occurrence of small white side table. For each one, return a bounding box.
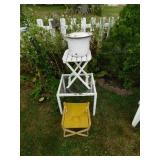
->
[56,73,97,116]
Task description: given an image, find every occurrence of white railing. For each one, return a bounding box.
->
[21,16,117,37]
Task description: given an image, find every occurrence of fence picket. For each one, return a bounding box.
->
[90,17,96,31]
[21,16,117,38]
[60,18,66,35]
[36,19,44,27]
[48,18,53,29]
[81,17,86,32]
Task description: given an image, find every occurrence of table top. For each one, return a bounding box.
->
[57,74,97,95]
[62,49,92,63]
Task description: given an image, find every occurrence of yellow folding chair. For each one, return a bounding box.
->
[61,102,91,137]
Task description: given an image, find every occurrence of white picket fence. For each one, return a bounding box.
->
[21,16,117,37]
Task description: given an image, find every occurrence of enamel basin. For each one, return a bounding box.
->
[65,32,92,57]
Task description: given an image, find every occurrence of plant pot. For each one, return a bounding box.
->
[65,32,92,57]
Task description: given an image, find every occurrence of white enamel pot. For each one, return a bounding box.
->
[65,32,92,57]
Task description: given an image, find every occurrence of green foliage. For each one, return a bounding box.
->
[64,4,102,16]
[21,25,67,98]
[20,75,30,86]
[20,5,37,27]
[99,4,140,89]
[30,80,42,99]
[66,22,81,33]
[90,5,102,16]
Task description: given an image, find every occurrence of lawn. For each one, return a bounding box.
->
[20,78,140,156]
[20,4,139,156]
[21,4,124,19]
[21,4,65,18]
[101,5,124,17]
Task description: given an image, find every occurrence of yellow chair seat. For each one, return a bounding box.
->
[61,102,91,137]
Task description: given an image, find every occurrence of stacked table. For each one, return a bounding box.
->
[56,49,97,116]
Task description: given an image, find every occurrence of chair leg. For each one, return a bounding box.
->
[64,132,76,137]
[76,128,89,137]
[63,128,89,137]
[63,128,76,137]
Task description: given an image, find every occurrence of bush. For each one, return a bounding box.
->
[98,4,140,89]
[21,25,67,98]
[90,5,102,16]
[20,5,36,27]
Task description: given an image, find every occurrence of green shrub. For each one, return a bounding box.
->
[21,25,67,98]
[90,5,102,16]
[20,5,36,27]
[98,4,140,89]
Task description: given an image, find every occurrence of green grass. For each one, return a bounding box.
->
[22,4,65,18]
[21,4,124,19]
[20,79,140,156]
[101,5,124,17]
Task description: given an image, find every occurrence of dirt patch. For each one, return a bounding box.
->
[96,78,132,96]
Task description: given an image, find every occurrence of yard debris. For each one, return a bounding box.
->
[39,97,45,102]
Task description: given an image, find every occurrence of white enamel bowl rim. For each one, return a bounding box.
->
[66,32,92,39]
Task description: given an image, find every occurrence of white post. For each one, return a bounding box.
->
[48,18,53,29]
[81,17,86,32]
[60,18,66,35]
[36,19,44,27]
[91,17,96,31]
[48,18,55,37]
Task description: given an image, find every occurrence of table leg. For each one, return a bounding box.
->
[93,93,97,116]
[56,95,63,114]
